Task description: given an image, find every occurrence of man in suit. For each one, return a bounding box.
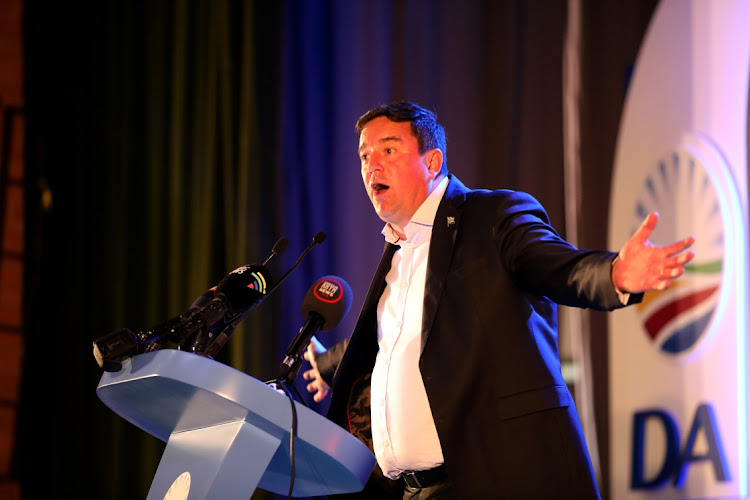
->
[303,101,694,499]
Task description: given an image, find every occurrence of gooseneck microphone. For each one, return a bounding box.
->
[265,232,326,299]
[192,233,327,358]
[276,275,352,382]
[263,237,290,266]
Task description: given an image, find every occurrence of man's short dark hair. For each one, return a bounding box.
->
[355,101,448,175]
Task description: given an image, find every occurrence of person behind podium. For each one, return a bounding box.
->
[302,101,695,499]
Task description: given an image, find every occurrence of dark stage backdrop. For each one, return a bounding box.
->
[17,1,656,498]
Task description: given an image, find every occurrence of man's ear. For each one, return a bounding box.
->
[426,149,444,175]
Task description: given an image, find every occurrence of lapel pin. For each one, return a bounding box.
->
[447,216,455,227]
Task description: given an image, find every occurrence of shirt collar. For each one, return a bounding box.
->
[382,176,449,245]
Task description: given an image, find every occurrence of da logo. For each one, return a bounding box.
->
[632,137,726,359]
[163,471,190,500]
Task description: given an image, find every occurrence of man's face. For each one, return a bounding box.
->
[358,116,437,231]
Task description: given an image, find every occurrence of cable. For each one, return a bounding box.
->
[273,378,299,500]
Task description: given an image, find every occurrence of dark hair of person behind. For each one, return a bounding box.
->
[355,101,448,175]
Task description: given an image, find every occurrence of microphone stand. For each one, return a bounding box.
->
[265,356,307,406]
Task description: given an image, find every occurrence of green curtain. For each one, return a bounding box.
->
[22,1,281,498]
[102,2,277,496]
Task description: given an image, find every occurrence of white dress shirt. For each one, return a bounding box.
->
[370,176,449,479]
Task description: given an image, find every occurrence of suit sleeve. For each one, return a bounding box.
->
[492,191,642,310]
[316,338,350,386]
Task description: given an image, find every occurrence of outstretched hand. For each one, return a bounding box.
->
[302,336,330,403]
[611,212,695,293]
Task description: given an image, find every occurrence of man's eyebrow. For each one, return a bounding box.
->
[378,135,403,144]
[359,135,404,154]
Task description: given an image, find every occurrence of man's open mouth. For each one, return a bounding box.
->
[372,183,389,194]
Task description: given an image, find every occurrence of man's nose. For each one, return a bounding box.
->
[367,156,383,172]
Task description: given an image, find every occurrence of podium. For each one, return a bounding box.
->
[96,349,376,499]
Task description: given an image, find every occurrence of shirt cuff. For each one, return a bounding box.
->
[615,288,631,305]
[612,255,630,305]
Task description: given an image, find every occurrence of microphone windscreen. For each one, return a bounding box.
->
[273,237,290,255]
[300,276,352,331]
[215,264,272,311]
[313,231,326,244]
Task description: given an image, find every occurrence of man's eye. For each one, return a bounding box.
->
[385,148,394,154]
[360,154,369,161]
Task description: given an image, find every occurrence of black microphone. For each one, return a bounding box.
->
[92,263,273,371]
[198,232,327,358]
[263,237,290,266]
[92,234,320,369]
[264,232,326,300]
[180,263,272,354]
[92,327,139,372]
[92,292,212,372]
[187,237,289,354]
[277,275,352,381]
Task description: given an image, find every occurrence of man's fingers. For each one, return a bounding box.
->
[666,267,684,279]
[681,250,696,263]
[632,212,659,244]
[666,251,694,268]
[306,381,329,402]
[664,238,696,258]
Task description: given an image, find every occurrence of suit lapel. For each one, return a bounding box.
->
[421,175,468,352]
[348,241,398,358]
[363,241,399,311]
[328,241,398,420]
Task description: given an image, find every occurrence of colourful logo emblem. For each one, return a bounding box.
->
[229,265,269,294]
[633,146,723,357]
[247,270,268,294]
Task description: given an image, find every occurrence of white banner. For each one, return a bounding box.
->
[608,1,750,499]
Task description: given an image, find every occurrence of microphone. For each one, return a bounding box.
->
[263,237,290,266]
[197,232,327,358]
[187,237,289,354]
[92,299,208,372]
[264,232,326,299]
[92,233,323,370]
[190,287,217,309]
[179,263,272,354]
[92,263,273,371]
[277,275,352,382]
[92,327,139,372]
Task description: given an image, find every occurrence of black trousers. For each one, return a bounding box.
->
[403,480,459,500]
